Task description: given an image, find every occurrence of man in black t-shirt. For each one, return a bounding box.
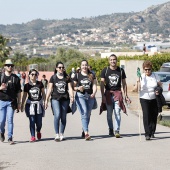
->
[0,59,22,144]
[100,54,130,138]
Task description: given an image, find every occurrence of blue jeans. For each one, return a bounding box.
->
[51,99,69,134]
[75,92,94,132]
[0,100,14,139]
[28,114,42,137]
[106,97,121,132]
[25,104,43,137]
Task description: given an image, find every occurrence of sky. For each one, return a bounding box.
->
[0,0,169,25]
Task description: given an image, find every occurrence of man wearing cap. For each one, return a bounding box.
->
[0,59,22,144]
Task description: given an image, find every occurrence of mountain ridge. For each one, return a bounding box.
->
[0,2,169,40]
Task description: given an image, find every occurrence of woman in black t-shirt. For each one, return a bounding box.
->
[45,62,74,142]
[73,60,97,140]
[21,69,46,142]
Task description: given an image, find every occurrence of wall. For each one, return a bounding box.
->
[120,60,144,91]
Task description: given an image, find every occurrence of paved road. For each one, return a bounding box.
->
[1,91,170,170]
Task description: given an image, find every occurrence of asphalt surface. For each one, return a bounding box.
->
[1,91,170,170]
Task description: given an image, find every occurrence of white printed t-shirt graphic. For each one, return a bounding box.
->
[29,87,40,100]
[55,81,66,93]
[109,74,120,87]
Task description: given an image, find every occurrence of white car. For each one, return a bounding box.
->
[160,62,170,72]
[154,72,170,105]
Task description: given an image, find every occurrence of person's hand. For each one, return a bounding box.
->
[0,83,7,90]
[78,86,84,92]
[102,95,106,103]
[125,96,131,104]
[70,97,74,104]
[44,101,48,110]
[90,93,95,98]
[155,91,159,95]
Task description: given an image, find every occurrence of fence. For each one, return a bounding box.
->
[14,63,56,72]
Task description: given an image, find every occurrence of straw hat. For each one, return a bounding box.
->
[4,59,13,65]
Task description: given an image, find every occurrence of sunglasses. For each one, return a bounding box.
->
[30,73,37,76]
[5,64,14,68]
[58,67,64,69]
[144,69,151,71]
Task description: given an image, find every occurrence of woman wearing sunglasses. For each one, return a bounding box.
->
[73,60,97,140]
[138,60,162,140]
[21,69,46,142]
[45,62,74,141]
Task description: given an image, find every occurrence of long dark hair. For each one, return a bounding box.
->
[54,61,69,80]
[80,60,93,81]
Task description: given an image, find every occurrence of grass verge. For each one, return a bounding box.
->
[157,120,170,128]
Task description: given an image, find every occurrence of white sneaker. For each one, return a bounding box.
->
[54,134,60,142]
[60,134,64,141]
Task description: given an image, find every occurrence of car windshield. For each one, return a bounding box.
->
[156,74,170,82]
[162,63,170,67]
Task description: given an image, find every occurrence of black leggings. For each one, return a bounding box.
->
[140,98,158,137]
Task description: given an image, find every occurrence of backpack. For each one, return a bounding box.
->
[0,72,17,91]
[0,73,19,109]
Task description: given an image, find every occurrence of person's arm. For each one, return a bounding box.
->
[91,79,97,98]
[40,81,46,102]
[73,81,78,91]
[45,83,53,109]
[41,88,46,102]
[16,76,22,111]
[100,78,106,103]
[73,81,84,92]
[122,79,128,97]
[68,82,74,103]
[122,78,131,103]
[21,92,27,112]
[17,92,21,111]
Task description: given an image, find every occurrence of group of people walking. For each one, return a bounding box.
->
[0,55,163,144]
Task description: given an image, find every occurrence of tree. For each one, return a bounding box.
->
[0,34,12,61]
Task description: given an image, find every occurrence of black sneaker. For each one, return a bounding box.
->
[0,133,5,142]
[81,131,85,138]
[109,129,114,136]
[8,137,14,145]
[151,134,155,138]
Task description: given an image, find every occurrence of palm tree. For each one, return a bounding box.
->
[0,34,12,61]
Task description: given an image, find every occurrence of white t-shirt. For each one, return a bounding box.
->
[140,73,158,100]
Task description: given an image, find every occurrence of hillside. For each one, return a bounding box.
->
[0,1,169,40]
